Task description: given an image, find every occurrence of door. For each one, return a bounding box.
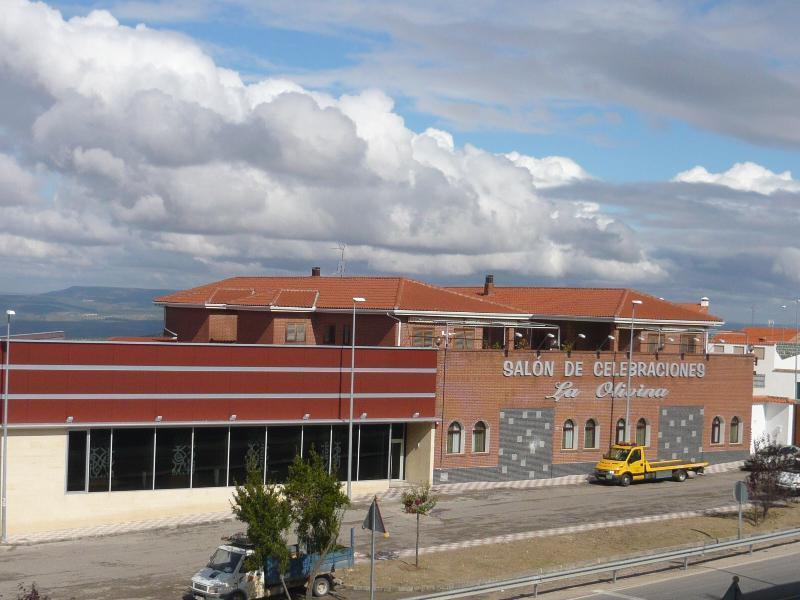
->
[390,439,404,480]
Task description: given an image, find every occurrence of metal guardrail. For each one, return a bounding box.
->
[402,526,800,599]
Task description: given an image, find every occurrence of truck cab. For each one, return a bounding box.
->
[191,544,250,599]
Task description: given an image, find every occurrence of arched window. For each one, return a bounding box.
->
[563,419,575,449]
[711,416,722,444]
[615,418,626,444]
[472,421,487,453]
[447,422,462,454]
[730,416,741,444]
[636,418,648,446]
[584,419,597,449]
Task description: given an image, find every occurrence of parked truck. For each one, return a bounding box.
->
[594,443,708,486]
[190,530,355,599]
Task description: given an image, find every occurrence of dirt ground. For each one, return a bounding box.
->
[342,501,800,592]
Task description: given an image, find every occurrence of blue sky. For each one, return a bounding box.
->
[3,0,800,324]
[50,0,800,183]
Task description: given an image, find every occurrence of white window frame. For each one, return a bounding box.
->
[583,419,599,450]
[472,421,489,453]
[446,421,464,454]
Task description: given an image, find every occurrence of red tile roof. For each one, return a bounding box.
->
[156,277,522,315]
[711,327,798,344]
[753,395,796,405]
[448,287,723,323]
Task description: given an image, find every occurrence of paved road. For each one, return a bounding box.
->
[0,471,746,599]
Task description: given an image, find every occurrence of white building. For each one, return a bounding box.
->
[710,333,798,449]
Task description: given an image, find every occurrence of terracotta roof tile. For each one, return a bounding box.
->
[753,395,796,405]
[156,276,521,315]
[711,327,798,344]
[448,286,722,323]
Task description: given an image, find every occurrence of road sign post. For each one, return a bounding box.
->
[362,496,389,600]
[734,481,749,539]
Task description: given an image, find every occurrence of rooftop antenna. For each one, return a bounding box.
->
[751,304,756,327]
[334,242,346,277]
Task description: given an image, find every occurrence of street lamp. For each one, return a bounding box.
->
[626,300,643,442]
[347,297,366,500]
[536,332,556,354]
[596,334,615,352]
[2,309,15,543]
[781,300,800,404]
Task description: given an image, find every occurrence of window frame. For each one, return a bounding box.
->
[65,429,90,494]
[285,322,307,344]
[446,421,463,454]
[635,418,650,447]
[615,418,626,444]
[472,421,488,453]
[583,419,598,450]
[562,419,576,450]
[730,416,742,445]
[711,416,724,445]
[412,327,435,348]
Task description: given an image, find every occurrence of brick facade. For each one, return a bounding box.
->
[434,349,753,481]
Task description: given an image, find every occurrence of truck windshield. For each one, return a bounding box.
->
[603,448,630,461]
[207,548,243,573]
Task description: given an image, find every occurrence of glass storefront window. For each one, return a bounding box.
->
[155,428,192,489]
[358,424,390,480]
[67,431,87,492]
[192,427,229,488]
[331,425,357,481]
[266,426,301,483]
[110,428,154,491]
[88,429,111,492]
[302,425,332,469]
[229,427,266,486]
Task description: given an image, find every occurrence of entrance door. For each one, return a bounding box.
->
[390,438,404,480]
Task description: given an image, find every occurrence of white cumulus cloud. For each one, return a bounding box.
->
[673,162,800,194]
[0,0,663,291]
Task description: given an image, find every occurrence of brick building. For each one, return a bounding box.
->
[0,270,753,535]
[157,270,752,483]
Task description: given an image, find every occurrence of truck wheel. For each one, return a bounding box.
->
[673,469,687,482]
[229,592,246,600]
[312,576,331,597]
[619,473,632,487]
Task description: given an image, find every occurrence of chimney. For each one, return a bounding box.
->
[699,296,709,313]
[483,274,494,296]
[311,266,321,277]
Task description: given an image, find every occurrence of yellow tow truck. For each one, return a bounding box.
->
[594,443,708,487]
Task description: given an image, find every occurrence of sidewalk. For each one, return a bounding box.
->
[6,461,743,545]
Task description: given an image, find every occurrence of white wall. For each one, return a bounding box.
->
[751,403,794,449]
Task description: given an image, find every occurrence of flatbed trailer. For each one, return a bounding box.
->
[594,443,708,487]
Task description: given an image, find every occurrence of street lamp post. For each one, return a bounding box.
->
[2,309,15,543]
[347,297,366,500]
[781,301,800,405]
[625,300,643,442]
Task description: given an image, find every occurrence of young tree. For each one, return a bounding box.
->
[230,467,293,598]
[283,448,350,599]
[746,435,792,523]
[401,483,438,567]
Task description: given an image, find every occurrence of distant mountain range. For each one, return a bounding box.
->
[0,286,175,340]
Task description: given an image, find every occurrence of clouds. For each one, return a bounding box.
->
[0,0,662,294]
[673,162,800,195]
[215,1,800,150]
[3,0,800,325]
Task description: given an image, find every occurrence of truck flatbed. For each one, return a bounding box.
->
[594,444,708,486]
